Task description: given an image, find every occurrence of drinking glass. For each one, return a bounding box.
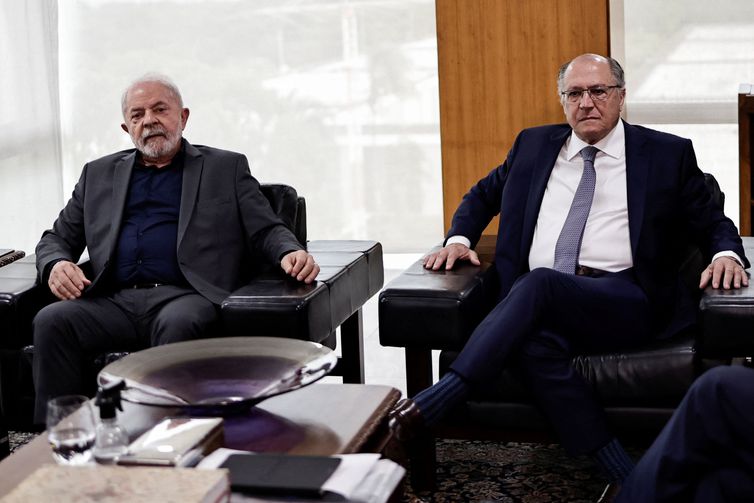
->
[46,395,96,465]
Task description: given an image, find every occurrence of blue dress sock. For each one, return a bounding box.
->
[592,437,635,482]
[412,370,470,425]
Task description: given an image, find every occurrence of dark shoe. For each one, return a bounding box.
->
[596,483,622,503]
[388,398,426,441]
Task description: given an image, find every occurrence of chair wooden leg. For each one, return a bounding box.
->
[408,433,437,492]
[404,347,437,490]
[339,309,365,384]
[405,347,433,397]
[0,413,9,460]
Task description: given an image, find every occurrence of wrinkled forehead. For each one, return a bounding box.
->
[562,59,614,89]
[123,82,180,112]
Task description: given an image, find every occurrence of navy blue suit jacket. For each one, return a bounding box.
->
[447,121,748,336]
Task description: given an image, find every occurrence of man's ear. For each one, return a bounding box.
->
[121,123,128,133]
[181,108,190,130]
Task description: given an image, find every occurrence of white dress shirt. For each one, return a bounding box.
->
[528,121,632,271]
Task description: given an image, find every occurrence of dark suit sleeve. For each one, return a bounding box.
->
[35,164,90,282]
[446,132,522,248]
[677,140,749,268]
[233,155,303,263]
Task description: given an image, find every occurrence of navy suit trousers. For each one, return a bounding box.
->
[616,365,754,503]
[450,267,653,455]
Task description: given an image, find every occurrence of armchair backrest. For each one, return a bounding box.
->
[704,173,724,210]
[678,173,725,291]
[260,184,307,246]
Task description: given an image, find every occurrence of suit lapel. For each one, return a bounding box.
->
[178,142,204,247]
[105,152,135,260]
[624,122,650,258]
[519,127,570,259]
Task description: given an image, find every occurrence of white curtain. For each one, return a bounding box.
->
[0,0,63,254]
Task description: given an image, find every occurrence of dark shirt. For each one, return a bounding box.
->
[113,151,186,287]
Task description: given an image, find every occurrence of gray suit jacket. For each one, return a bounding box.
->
[36,140,303,304]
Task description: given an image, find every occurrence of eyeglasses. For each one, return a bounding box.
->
[560,85,622,104]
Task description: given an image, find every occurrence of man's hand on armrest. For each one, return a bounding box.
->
[423,243,481,271]
[699,255,749,290]
[48,260,91,300]
[280,250,320,284]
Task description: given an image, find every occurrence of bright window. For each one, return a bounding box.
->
[0,1,63,253]
[616,0,754,227]
[58,0,443,252]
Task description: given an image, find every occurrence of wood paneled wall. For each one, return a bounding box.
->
[436,0,610,233]
[739,84,754,236]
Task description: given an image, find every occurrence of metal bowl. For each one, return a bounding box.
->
[97,337,336,413]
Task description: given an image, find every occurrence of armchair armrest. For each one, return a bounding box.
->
[699,282,754,357]
[222,240,383,385]
[0,256,51,350]
[308,240,383,330]
[698,235,754,358]
[0,256,51,429]
[378,246,492,351]
[220,272,332,344]
[221,240,383,349]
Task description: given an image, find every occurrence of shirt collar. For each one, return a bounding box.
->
[565,120,625,161]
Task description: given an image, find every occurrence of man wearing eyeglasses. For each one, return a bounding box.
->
[389,53,749,501]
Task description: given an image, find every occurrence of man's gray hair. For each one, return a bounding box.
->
[557,55,625,92]
[121,73,184,116]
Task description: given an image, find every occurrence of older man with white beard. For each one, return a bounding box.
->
[32,75,319,423]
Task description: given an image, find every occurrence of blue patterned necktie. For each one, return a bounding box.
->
[552,146,599,274]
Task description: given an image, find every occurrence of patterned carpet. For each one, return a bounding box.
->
[9,432,638,502]
[401,439,644,503]
[9,431,37,454]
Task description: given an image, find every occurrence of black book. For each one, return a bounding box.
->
[220,453,341,497]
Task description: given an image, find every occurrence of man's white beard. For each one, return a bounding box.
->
[134,126,182,159]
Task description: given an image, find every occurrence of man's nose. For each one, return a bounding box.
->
[142,110,158,124]
[578,91,595,108]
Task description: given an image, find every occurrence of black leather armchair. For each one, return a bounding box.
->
[0,184,383,432]
[378,174,754,488]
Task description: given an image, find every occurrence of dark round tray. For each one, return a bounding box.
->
[97,337,336,413]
